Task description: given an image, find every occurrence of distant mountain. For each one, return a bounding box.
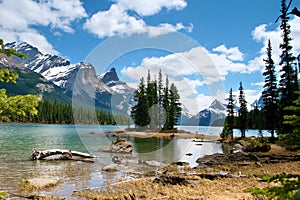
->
[4,42,135,112]
[0,54,72,104]
[252,95,264,109]
[180,99,227,126]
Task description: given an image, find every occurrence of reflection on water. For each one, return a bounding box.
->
[0,124,230,198]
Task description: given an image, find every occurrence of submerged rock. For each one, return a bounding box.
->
[145,160,164,167]
[100,138,133,153]
[112,155,139,164]
[102,164,120,172]
[25,177,59,188]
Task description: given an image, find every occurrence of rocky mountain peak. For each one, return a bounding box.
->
[100,67,119,84]
[209,99,227,111]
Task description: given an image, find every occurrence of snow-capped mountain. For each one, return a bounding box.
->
[5,41,135,112]
[0,54,72,103]
[180,99,227,126]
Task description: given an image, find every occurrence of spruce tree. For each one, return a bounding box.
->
[238,82,248,138]
[168,83,182,130]
[131,77,149,128]
[146,70,159,129]
[221,88,235,140]
[262,40,278,138]
[158,69,164,128]
[278,0,298,134]
[162,76,170,130]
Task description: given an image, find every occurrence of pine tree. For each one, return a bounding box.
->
[162,76,170,130]
[131,77,149,128]
[146,70,159,129]
[221,88,235,140]
[278,0,298,134]
[238,82,248,138]
[158,69,164,128]
[283,91,300,150]
[168,83,182,130]
[262,40,278,138]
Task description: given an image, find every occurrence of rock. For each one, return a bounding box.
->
[100,138,133,153]
[26,177,59,188]
[173,161,189,166]
[154,174,189,185]
[112,155,139,164]
[102,164,120,172]
[196,152,260,167]
[145,160,164,167]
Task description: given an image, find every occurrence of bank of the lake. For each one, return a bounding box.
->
[0,123,228,199]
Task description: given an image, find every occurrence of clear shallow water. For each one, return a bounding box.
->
[0,123,266,198]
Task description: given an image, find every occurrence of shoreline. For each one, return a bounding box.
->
[108,129,221,140]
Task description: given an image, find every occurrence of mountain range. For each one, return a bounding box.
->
[1,41,241,126]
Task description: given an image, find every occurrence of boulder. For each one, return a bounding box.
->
[102,164,120,172]
[145,160,164,167]
[100,138,133,153]
[112,155,139,164]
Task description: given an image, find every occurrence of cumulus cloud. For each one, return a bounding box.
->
[83,0,192,38]
[212,45,244,61]
[0,0,87,54]
[252,17,300,63]
[116,0,187,16]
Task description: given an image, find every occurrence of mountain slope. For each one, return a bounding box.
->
[181,100,227,126]
[5,42,135,112]
[0,55,72,104]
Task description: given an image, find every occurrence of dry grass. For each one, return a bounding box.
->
[119,131,220,140]
[72,160,300,200]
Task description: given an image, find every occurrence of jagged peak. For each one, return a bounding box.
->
[209,99,226,110]
[100,67,119,84]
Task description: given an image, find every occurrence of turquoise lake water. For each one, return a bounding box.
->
[0,123,267,198]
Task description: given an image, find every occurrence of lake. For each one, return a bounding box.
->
[0,123,267,198]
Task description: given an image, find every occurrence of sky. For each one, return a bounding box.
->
[0,0,300,114]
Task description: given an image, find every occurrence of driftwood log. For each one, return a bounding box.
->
[32,149,96,162]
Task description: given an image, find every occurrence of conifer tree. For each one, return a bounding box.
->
[146,70,159,129]
[278,0,298,134]
[162,76,170,130]
[221,88,235,140]
[284,91,300,136]
[158,69,164,128]
[131,77,149,127]
[168,83,182,130]
[262,40,278,138]
[238,82,248,138]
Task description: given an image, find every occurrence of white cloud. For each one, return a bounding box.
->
[116,0,187,16]
[83,4,146,38]
[0,0,87,54]
[212,45,244,61]
[252,17,300,64]
[83,0,192,38]
[121,46,222,84]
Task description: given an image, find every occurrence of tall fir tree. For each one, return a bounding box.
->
[162,76,170,130]
[158,69,164,128]
[278,0,298,134]
[238,82,248,138]
[146,70,159,129]
[262,39,278,138]
[221,88,235,140]
[168,83,182,130]
[131,77,149,127]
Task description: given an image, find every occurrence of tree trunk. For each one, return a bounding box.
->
[32,149,96,161]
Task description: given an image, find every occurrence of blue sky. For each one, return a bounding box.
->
[0,0,300,114]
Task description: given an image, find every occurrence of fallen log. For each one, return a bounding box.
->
[32,149,96,161]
